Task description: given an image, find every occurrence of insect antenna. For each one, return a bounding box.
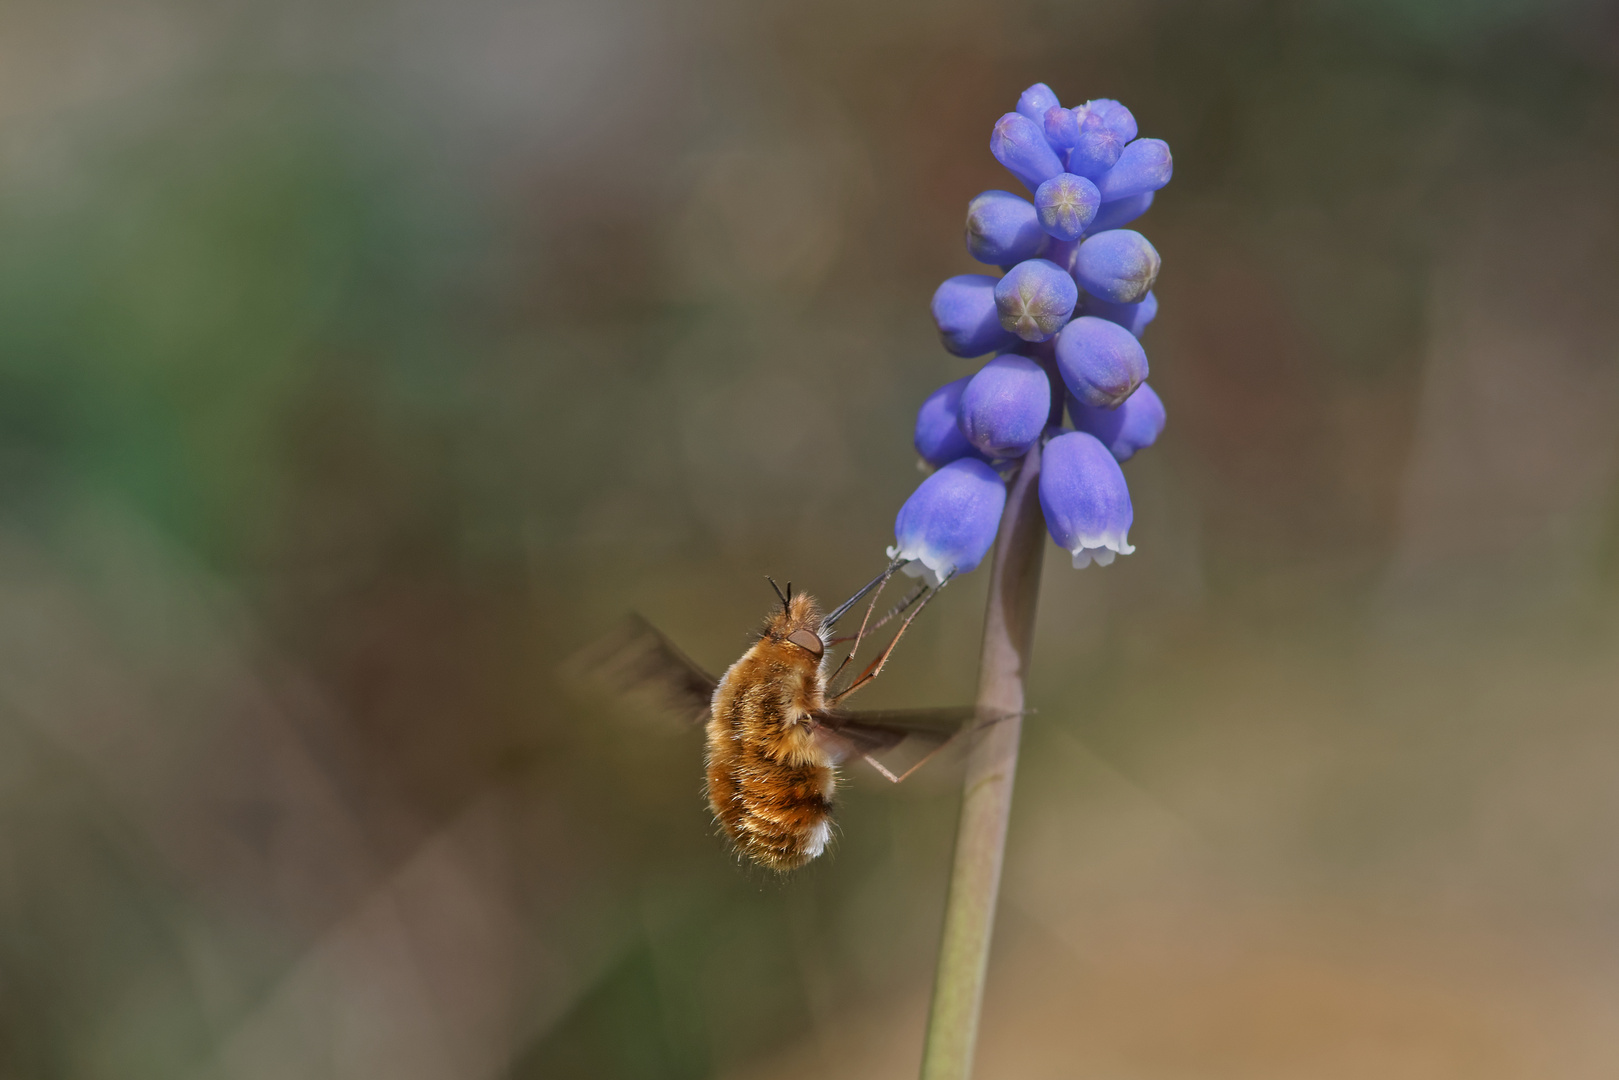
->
[829,570,956,705]
[766,576,792,614]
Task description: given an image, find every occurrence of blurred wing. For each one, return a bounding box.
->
[568,613,717,724]
[829,705,979,732]
[812,705,979,773]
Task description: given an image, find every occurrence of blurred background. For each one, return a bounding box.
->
[1,0,1617,1076]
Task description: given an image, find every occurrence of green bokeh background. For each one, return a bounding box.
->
[2,1,1618,1077]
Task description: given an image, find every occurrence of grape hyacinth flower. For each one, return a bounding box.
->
[931,274,1016,356]
[1016,83,1060,124]
[1041,105,1080,152]
[1073,229,1160,303]
[1034,173,1100,241]
[913,376,983,468]
[909,86,1172,585]
[1040,431,1135,567]
[1088,98,1138,142]
[989,112,1066,193]
[1095,138,1174,201]
[1056,315,1149,407]
[957,354,1050,458]
[994,258,1077,341]
[965,190,1046,266]
[1085,290,1158,338]
[1088,190,1153,233]
[904,82,1174,1080]
[888,458,1007,587]
[1070,382,1166,462]
[1066,107,1124,178]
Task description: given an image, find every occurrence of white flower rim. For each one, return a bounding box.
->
[1068,531,1134,569]
[887,543,952,588]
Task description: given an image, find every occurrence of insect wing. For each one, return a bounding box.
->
[813,705,979,778]
[826,705,980,732]
[569,613,717,724]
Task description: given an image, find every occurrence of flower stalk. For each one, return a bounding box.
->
[919,438,1046,1080]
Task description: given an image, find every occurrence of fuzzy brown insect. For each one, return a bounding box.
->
[705,589,841,869]
[589,567,979,871]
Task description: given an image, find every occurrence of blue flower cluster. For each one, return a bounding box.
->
[889,84,1170,584]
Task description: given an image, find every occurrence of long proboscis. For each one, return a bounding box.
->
[829,569,954,705]
[829,582,927,644]
[821,558,907,630]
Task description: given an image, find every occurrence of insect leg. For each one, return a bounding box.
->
[826,565,907,684]
[861,709,1023,783]
[825,560,909,685]
[862,746,949,784]
[828,571,955,705]
[828,582,928,644]
[828,580,929,683]
[826,576,887,685]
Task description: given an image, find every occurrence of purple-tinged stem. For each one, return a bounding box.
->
[919,438,1045,1080]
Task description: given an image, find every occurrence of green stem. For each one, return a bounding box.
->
[919,441,1045,1080]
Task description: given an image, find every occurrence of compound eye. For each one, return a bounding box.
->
[786,629,824,658]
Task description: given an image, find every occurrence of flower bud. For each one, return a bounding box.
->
[914,376,983,468]
[990,112,1066,194]
[1095,138,1173,202]
[965,190,1046,266]
[1069,381,1165,461]
[1039,431,1134,568]
[1083,290,1158,338]
[1088,191,1153,234]
[1034,173,1100,241]
[1066,109,1123,179]
[1016,83,1061,126]
[958,354,1051,458]
[889,458,1007,585]
[1056,315,1149,408]
[1083,99,1137,143]
[994,258,1078,342]
[1043,105,1080,150]
[932,274,1017,357]
[1073,229,1160,304]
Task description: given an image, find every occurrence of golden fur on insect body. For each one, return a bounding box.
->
[704,591,838,871]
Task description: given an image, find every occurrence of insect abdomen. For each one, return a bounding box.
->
[705,691,835,871]
[704,628,836,871]
[708,749,833,871]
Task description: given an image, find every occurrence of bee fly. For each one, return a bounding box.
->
[589,562,984,871]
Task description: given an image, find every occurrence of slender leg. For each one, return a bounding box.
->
[829,583,928,644]
[829,572,954,705]
[821,559,905,630]
[826,568,896,687]
[828,569,919,680]
[862,710,1021,784]
[863,744,948,785]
